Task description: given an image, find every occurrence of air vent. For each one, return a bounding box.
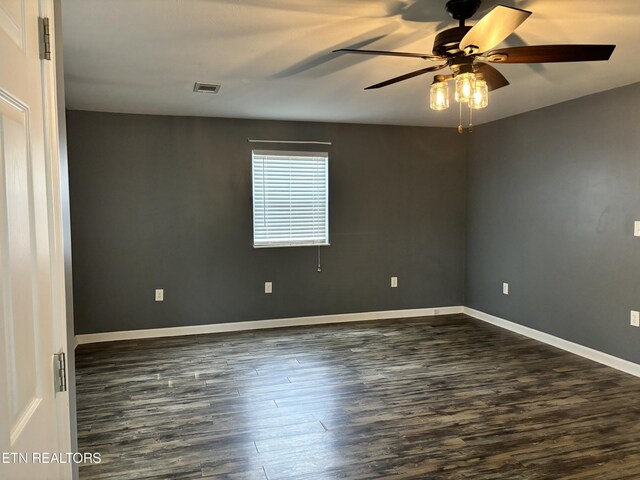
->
[193,82,221,94]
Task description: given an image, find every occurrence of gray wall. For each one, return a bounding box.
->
[67,112,467,334]
[467,83,640,364]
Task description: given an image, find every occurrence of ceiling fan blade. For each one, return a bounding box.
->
[364,64,447,90]
[460,5,532,55]
[333,48,441,61]
[474,63,509,91]
[481,44,616,63]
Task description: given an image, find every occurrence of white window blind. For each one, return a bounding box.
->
[252,150,329,248]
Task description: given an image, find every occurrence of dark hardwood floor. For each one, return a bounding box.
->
[75,314,640,480]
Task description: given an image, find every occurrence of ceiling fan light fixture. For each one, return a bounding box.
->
[335,2,616,129]
[469,78,489,109]
[430,80,450,111]
[455,72,476,104]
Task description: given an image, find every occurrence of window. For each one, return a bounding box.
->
[252,150,329,248]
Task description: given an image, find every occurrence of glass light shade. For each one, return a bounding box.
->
[469,78,489,109]
[455,72,476,103]
[430,81,449,110]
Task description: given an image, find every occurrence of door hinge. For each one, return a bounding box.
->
[54,352,67,393]
[40,17,51,60]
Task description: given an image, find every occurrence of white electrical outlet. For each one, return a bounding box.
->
[155,289,164,302]
[631,310,640,327]
[634,221,640,237]
[391,276,398,288]
[502,283,509,295]
[264,282,273,294]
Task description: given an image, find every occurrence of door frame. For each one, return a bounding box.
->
[39,0,78,478]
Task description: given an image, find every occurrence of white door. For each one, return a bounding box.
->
[0,0,71,479]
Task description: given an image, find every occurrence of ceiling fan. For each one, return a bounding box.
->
[333,0,615,130]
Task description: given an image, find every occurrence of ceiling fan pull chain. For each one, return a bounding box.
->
[458,101,463,134]
[468,104,474,133]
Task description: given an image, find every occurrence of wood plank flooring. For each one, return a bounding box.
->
[75,314,640,480]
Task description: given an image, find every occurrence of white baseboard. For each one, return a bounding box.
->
[74,305,640,379]
[464,307,640,378]
[75,306,464,346]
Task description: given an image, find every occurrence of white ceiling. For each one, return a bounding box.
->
[62,0,640,127]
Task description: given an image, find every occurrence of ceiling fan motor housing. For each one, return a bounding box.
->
[445,0,482,20]
[432,26,472,57]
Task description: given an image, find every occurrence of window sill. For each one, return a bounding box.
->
[253,243,331,249]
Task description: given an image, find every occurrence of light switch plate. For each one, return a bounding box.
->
[265,282,273,294]
[502,283,509,295]
[155,289,164,302]
[634,221,640,237]
[391,276,398,288]
[631,310,640,327]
